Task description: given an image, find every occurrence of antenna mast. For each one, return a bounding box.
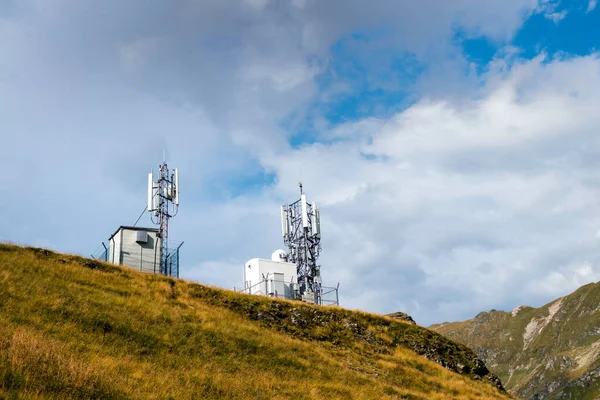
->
[281,182,322,304]
[148,156,179,276]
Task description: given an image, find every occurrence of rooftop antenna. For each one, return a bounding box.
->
[281,182,322,304]
[147,153,179,276]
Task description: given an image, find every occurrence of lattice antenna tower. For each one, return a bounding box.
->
[281,182,322,304]
[147,155,179,276]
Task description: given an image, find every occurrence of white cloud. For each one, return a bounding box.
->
[291,0,307,9]
[529,263,600,296]
[588,0,598,12]
[118,38,163,74]
[2,0,586,328]
[259,54,600,324]
[536,0,568,23]
[243,0,269,9]
[546,10,568,23]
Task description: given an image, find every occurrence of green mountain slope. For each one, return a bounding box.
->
[431,282,600,400]
[0,243,508,399]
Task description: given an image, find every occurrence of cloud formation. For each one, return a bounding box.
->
[4,0,600,325]
[263,53,600,324]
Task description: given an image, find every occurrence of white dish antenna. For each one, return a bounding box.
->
[271,249,288,262]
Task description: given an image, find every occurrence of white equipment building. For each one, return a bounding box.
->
[243,250,299,301]
[108,226,162,274]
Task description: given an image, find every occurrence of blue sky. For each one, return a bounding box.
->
[291,0,600,149]
[2,0,600,325]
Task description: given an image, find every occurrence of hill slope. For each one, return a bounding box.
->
[431,282,600,400]
[0,244,508,399]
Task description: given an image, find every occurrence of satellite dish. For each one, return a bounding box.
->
[271,249,288,262]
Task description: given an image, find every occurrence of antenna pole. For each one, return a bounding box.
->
[148,157,179,277]
[282,184,322,304]
[159,162,169,274]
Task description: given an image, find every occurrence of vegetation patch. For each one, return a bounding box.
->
[0,243,510,399]
[432,282,600,399]
[188,282,505,390]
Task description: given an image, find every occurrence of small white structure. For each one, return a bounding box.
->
[243,250,298,300]
[108,226,162,273]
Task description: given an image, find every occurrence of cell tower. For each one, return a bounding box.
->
[281,182,322,304]
[148,157,179,276]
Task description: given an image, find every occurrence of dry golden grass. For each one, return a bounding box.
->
[0,244,511,399]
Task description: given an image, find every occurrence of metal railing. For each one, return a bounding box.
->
[321,283,340,306]
[234,273,295,299]
[91,243,108,262]
[235,274,340,306]
[91,241,183,278]
[164,242,183,278]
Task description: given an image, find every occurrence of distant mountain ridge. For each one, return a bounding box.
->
[431,281,600,399]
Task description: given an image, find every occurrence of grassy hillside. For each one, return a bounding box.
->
[0,244,508,399]
[431,282,600,399]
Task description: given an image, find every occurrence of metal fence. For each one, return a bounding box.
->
[164,242,183,278]
[321,283,340,306]
[91,241,182,278]
[91,243,108,262]
[235,275,339,306]
[234,273,296,299]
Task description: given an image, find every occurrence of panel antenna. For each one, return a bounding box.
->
[281,182,323,304]
[148,156,179,276]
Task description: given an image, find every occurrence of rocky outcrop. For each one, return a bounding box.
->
[189,284,505,391]
[386,311,417,325]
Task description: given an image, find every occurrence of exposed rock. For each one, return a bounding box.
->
[189,284,505,392]
[512,305,526,316]
[386,311,417,325]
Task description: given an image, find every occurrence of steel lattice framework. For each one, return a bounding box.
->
[281,183,322,304]
[148,160,179,276]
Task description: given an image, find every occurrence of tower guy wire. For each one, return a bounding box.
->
[133,206,148,227]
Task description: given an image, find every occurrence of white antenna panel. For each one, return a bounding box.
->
[281,206,288,237]
[152,186,158,211]
[147,172,154,211]
[145,158,180,278]
[311,202,318,236]
[301,194,309,228]
[315,207,321,237]
[174,168,179,206]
